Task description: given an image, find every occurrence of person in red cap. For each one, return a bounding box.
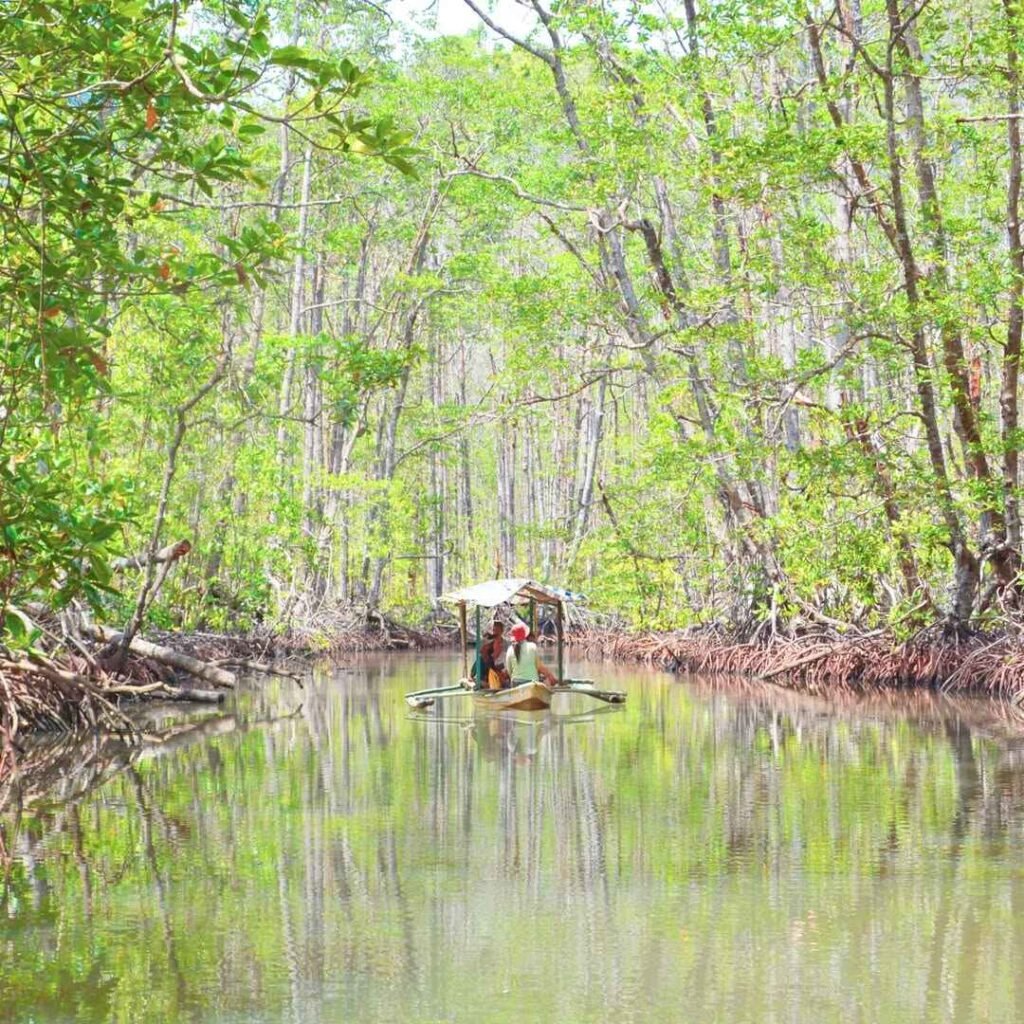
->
[504,621,556,687]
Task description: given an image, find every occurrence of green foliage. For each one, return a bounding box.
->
[9,0,1024,637]
[0,0,412,636]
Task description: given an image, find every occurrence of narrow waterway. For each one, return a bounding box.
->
[2,654,1024,1023]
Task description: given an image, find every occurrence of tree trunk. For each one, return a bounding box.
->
[366,188,444,608]
[892,0,1010,586]
[303,249,326,570]
[879,11,978,621]
[458,335,474,551]
[276,144,314,468]
[1003,0,1024,569]
[567,373,606,569]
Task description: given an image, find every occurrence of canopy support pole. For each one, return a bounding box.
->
[529,598,536,635]
[459,601,468,681]
[475,606,482,687]
[556,600,564,685]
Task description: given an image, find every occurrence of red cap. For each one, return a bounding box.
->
[510,623,528,641]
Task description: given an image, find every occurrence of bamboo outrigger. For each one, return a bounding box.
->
[404,578,627,711]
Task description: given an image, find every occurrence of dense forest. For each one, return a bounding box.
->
[8,0,1024,648]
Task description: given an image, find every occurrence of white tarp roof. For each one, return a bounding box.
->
[440,577,585,607]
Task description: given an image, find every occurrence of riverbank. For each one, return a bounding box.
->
[565,626,1024,701]
[0,607,455,777]
[7,604,1024,777]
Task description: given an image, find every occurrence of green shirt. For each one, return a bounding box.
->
[505,641,539,682]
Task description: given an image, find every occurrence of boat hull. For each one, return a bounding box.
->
[471,681,552,712]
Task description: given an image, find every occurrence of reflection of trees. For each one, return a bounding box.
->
[0,731,136,816]
[664,676,1024,873]
[4,660,1024,1021]
[0,704,302,816]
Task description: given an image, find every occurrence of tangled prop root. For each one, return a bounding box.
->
[0,615,247,779]
[567,627,1024,701]
[268,606,458,655]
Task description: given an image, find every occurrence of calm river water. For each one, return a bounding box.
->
[2,654,1024,1022]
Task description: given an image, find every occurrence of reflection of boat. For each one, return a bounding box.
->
[407,703,624,727]
[411,703,625,763]
[473,709,549,760]
[471,680,552,711]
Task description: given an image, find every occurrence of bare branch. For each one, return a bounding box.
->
[955,112,1024,123]
[459,0,553,65]
[446,167,588,213]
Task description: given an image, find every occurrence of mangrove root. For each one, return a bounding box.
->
[566,626,1024,701]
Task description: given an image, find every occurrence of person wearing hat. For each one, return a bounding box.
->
[504,622,556,687]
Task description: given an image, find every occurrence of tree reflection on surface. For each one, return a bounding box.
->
[2,654,1024,1023]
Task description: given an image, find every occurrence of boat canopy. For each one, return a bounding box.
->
[440,577,585,608]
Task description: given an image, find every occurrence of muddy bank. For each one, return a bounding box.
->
[566,627,1024,701]
[0,608,454,775]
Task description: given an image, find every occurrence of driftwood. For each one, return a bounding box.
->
[100,681,223,704]
[211,658,304,685]
[112,539,192,571]
[159,686,225,704]
[83,624,236,688]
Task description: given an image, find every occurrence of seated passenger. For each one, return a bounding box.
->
[504,622,556,687]
[474,628,494,689]
[485,620,506,690]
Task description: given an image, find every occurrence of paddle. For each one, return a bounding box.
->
[404,683,475,709]
[551,681,627,705]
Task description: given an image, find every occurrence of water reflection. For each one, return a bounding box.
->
[2,655,1024,1022]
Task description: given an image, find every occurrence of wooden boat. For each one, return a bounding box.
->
[471,680,552,711]
[403,577,627,711]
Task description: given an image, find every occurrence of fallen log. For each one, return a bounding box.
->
[83,624,237,688]
[160,686,225,704]
[102,680,225,705]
